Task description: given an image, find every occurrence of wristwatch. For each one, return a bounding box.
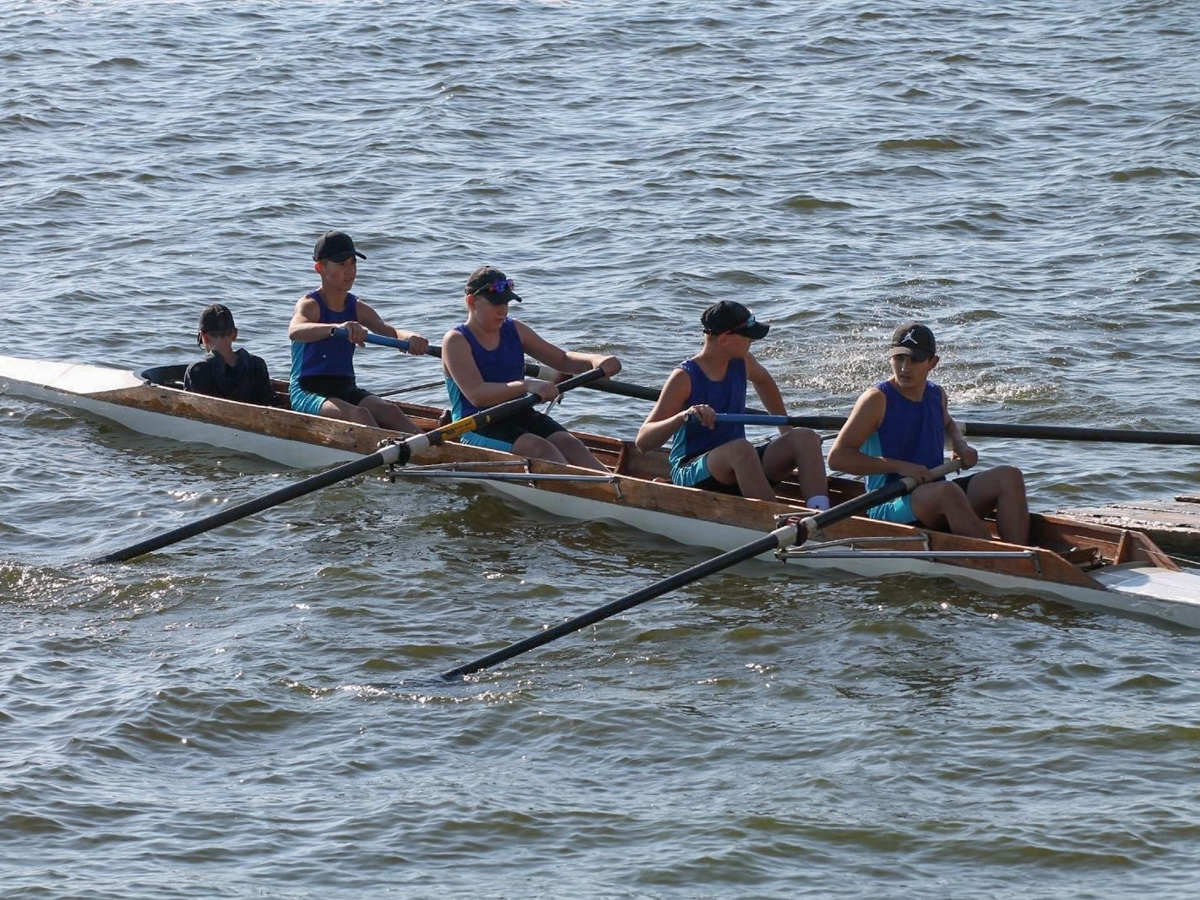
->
[329,326,337,337]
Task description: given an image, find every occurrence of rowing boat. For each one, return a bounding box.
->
[2,352,1199,628]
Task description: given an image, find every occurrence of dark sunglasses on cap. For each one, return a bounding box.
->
[897,350,932,364]
[474,278,515,296]
[725,313,759,336]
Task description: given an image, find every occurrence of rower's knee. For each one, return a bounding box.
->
[784,428,822,454]
[920,480,974,514]
[726,438,759,465]
[996,465,1025,491]
[513,433,567,463]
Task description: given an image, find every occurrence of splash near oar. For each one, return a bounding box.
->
[89,367,608,565]
[440,460,963,681]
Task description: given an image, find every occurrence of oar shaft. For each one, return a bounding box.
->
[361,339,1200,446]
[714,413,846,429]
[715,413,1200,446]
[440,522,799,680]
[959,421,1200,446]
[92,367,607,564]
[441,459,961,680]
[90,445,403,564]
[354,334,651,405]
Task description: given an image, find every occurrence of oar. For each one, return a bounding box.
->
[352,330,656,404]
[709,413,1200,446]
[359,342,1200,446]
[89,367,608,564]
[440,459,963,681]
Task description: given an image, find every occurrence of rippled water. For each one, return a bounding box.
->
[4,1,1200,896]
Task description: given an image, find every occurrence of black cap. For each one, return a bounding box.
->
[197,304,235,346]
[465,266,522,304]
[701,300,769,340]
[313,230,366,263]
[889,323,937,361]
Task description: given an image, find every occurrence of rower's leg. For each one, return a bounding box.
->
[546,431,606,471]
[319,397,378,427]
[911,481,993,540]
[359,395,419,433]
[512,433,570,465]
[705,439,774,501]
[963,465,1030,544]
[761,428,828,506]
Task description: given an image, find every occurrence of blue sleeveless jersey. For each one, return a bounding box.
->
[289,291,359,385]
[864,380,945,491]
[668,357,747,469]
[445,319,526,419]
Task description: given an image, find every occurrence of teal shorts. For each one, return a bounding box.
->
[671,442,770,493]
[867,495,918,524]
[866,474,976,525]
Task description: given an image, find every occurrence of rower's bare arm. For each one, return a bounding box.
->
[442,330,550,406]
[513,321,618,377]
[829,389,929,479]
[288,296,343,343]
[356,301,429,355]
[636,370,693,451]
[941,389,978,469]
[746,353,791,433]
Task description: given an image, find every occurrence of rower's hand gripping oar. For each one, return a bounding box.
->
[88,367,609,564]
[439,459,963,681]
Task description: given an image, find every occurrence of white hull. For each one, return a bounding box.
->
[3,353,1200,628]
[477,479,1200,627]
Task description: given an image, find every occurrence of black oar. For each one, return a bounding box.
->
[709,413,1200,447]
[90,367,608,564]
[363,339,1200,445]
[357,330,655,405]
[440,459,963,681]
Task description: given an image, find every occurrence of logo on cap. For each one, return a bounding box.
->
[889,322,936,361]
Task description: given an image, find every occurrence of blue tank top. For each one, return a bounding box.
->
[668,357,747,469]
[289,291,359,384]
[445,319,526,419]
[864,379,945,491]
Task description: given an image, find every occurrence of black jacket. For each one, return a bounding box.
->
[184,349,280,407]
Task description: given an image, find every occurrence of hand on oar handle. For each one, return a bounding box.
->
[334,327,428,356]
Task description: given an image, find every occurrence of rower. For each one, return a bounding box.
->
[184,303,280,407]
[635,300,829,508]
[440,266,621,471]
[287,230,429,431]
[828,322,1030,544]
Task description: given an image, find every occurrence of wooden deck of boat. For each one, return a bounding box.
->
[1057,495,1200,560]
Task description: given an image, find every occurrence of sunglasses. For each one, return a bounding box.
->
[895,350,932,364]
[474,278,515,296]
[724,313,758,337]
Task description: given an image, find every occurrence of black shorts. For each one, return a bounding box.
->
[298,375,373,406]
[464,409,567,450]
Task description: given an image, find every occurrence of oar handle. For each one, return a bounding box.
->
[333,326,419,354]
[796,458,961,544]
